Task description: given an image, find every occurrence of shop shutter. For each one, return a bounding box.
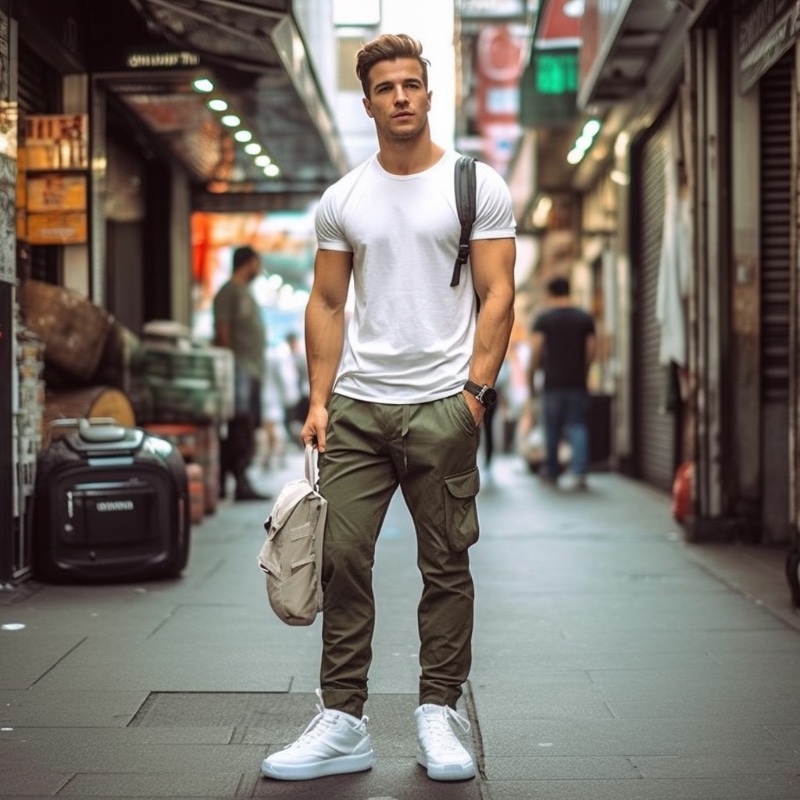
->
[760,53,791,403]
[631,112,675,491]
[758,52,792,544]
[16,41,57,113]
[17,41,60,284]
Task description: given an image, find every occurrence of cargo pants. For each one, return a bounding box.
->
[317,392,481,718]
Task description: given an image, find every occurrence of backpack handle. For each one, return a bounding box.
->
[450,156,477,288]
[304,444,319,486]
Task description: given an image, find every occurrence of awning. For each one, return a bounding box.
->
[96,0,347,202]
[577,0,686,110]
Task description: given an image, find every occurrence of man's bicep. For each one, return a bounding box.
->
[311,248,353,309]
[469,237,516,303]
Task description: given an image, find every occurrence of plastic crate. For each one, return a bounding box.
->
[146,378,221,423]
[142,346,216,386]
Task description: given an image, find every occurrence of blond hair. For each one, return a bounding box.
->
[355,33,430,98]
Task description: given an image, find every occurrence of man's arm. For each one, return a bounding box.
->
[214,320,232,349]
[301,248,352,451]
[465,236,516,422]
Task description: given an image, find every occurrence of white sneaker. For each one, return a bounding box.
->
[415,703,476,781]
[261,690,374,781]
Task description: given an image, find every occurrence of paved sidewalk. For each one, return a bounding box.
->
[1,450,799,799]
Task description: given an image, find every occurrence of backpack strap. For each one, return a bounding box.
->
[450,156,477,288]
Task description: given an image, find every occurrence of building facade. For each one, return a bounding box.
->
[546,0,800,550]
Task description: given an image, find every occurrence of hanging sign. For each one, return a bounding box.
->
[739,0,800,93]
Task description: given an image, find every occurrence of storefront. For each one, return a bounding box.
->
[0,0,346,587]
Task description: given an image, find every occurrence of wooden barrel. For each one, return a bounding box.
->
[44,385,136,445]
[19,279,114,381]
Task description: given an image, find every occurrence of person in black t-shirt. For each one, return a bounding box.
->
[528,276,596,488]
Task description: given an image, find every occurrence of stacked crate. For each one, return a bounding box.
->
[140,344,234,425]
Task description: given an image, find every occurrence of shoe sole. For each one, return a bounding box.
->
[261,751,374,781]
[416,751,476,781]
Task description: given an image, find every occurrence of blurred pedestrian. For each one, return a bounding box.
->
[260,33,516,783]
[527,275,596,489]
[260,340,299,470]
[213,245,269,501]
[284,331,310,444]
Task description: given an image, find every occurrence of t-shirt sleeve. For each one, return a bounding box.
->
[315,187,353,253]
[472,162,516,241]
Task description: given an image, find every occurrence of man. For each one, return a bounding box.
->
[528,275,596,489]
[260,33,516,783]
[213,245,269,501]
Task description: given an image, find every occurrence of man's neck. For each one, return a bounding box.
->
[377,136,444,176]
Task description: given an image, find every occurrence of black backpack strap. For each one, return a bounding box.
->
[450,156,477,288]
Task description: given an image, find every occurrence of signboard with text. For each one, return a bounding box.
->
[739,0,800,93]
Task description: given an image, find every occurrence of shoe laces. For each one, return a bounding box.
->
[285,689,366,750]
[422,705,470,752]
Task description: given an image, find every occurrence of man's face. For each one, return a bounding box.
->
[244,256,261,282]
[362,58,432,142]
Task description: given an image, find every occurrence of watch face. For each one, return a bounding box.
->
[480,387,498,407]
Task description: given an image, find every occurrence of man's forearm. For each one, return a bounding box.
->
[305,301,345,407]
[469,292,514,387]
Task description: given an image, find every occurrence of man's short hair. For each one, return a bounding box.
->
[547,276,570,297]
[355,33,430,98]
[232,245,258,271]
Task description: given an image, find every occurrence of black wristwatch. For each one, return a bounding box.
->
[464,380,498,409]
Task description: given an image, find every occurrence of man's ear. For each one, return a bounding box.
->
[363,97,373,118]
[427,90,432,110]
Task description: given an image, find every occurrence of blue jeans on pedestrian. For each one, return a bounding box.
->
[542,389,590,479]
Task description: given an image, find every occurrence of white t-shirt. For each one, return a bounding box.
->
[315,150,516,404]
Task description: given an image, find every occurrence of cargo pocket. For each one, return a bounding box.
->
[444,466,481,552]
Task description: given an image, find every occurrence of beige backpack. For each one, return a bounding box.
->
[257,446,326,626]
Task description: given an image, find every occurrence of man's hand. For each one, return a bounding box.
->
[462,391,486,427]
[301,404,329,451]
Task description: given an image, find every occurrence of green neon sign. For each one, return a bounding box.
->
[535,51,579,95]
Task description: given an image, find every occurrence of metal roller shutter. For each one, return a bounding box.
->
[632,112,676,491]
[760,54,791,404]
[758,52,792,544]
[17,41,61,284]
[17,41,57,113]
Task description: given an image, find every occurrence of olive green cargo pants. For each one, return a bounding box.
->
[317,393,481,718]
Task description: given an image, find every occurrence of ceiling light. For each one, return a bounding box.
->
[234,129,253,142]
[192,78,214,93]
[563,0,585,18]
[582,119,601,137]
[567,117,602,166]
[263,164,281,177]
[567,148,584,165]
[207,98,228,112]
[255,154,272,166]
[244,142,262,155]
[531,195,553,228]
[221,114,241,127]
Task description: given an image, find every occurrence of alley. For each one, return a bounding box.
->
[1,450,799,800]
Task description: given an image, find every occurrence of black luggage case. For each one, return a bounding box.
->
[33,419,191,582]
